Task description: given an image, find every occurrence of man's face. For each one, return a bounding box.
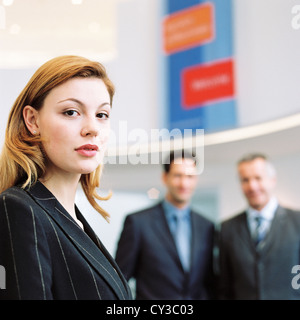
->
[238,158,276,210]
[163,158,198,207]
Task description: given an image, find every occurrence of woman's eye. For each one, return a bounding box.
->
[97,112,109,119]
[64,110,78,117]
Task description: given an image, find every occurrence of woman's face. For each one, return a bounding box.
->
[29,77,111,179]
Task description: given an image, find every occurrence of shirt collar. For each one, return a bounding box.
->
[162,199,190,221]
[247,196,278,221]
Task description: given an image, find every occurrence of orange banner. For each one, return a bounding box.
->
[163,3,214,54]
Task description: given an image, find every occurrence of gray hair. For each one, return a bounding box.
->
[237,153,276,177]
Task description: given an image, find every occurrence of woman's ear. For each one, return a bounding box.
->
[23,105,39,135]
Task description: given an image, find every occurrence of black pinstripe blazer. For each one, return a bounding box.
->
[0,181,132,300]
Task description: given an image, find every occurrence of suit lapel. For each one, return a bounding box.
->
[26,181,129,300]
[75,207,131,296]
[238,208,287,253]
[256,206,286,252]
[235,212,256,251]
[190,211,201,273]
[151,203,183,269]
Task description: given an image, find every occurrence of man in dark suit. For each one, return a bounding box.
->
[115,150,216,300]
[218,153,300,300]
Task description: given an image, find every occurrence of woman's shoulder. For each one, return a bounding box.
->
[0,185,36,216]
[0,185,49,232]
[0,185,31,202]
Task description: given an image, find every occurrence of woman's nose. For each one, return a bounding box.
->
[81,118,99,137]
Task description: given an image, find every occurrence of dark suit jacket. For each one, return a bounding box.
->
[218,206,300,300]
[115,202,216,300]
[0,182,132,300]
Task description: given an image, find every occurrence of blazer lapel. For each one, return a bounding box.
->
[257,206,286,253]
[26,181,129,300]
[75,207,131,297]
[190,211,201,273]
[235,212,256,251]
[152,203,182,269]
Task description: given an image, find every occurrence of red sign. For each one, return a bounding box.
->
[182,59,235,109]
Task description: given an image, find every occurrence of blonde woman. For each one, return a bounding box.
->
[0,55,132,300]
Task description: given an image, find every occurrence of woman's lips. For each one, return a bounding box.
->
[75,144,98,157]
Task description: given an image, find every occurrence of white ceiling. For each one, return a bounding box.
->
[0,0,130,68]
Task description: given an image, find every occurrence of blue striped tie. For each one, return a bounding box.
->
[253,216,265,246]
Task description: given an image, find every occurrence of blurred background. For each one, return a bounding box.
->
[1,0,300,255]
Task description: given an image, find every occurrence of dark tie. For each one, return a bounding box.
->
[173,213,191,271]
[253,216,265,246]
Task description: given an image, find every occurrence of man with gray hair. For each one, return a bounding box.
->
[218,153,300,299]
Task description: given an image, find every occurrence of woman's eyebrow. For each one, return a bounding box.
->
[57,98,111,108]
[58,98,83,105]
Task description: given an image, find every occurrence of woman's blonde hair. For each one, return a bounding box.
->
[0,55,114,221]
